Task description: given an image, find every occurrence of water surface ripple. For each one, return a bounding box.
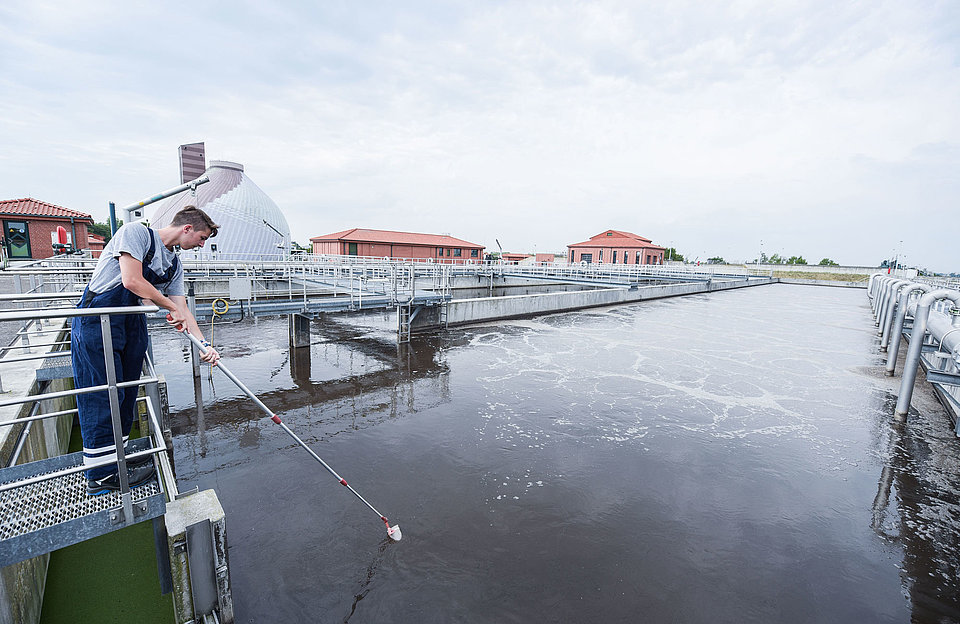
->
[153,284,960,622]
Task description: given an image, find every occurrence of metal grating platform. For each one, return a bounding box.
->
[0,438,166,567]
[36,354,73,381]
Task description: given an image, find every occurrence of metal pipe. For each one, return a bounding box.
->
[877,275,900,319]
[0,376,159,411]
[877,277,901,327]
[867,272,884,302]
[895,289,960,416]
[99,315,135,519]
[885,283,932,376]
[0,447,162,494]
[120,174,210,221]
[0,350,73,364]
[879,280,911,347]
[6,381,49,467]
[0,304,159,322]
[0,292,83,301]
[871,275,889,318]
[109,201,118,236]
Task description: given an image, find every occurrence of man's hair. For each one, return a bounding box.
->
[171,206,219,238]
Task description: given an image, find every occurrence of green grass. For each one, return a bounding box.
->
[772,270,869,282]
[40,419,174,624]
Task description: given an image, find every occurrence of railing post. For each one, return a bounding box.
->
[99,314,134,523]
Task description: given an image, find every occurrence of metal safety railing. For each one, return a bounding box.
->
[869,274,960,429]
[0,303,174,566]
[2,255,775,344]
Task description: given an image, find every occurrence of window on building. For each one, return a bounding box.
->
[438,247,443,255]
[4,221,31,259]
[446,248,450,256]
[581,253,592,263]
[599,249,603,262]
[636,251,641,264]
[612,250,618,264]
[454,248,461,257]
[347,242,358,255]
[570,250,575,262]
[623,251,627,264]
[470,249,478,258]
[647,255,652,264]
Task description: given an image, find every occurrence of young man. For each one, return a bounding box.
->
[72,206,221,495]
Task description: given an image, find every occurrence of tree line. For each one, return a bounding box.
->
[664,248,838,266]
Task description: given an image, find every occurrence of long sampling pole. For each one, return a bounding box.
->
[174,322,401,541]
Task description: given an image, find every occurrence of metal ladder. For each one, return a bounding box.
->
[397,303,412,343]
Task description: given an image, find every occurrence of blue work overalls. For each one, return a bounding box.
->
[71,227,179,479]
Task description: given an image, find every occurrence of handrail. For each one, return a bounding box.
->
[0,377,161,410]
[0,304,159,322]
[0,292,84,302]
[0,303,165,515]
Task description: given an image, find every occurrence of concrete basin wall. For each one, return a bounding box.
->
[438,277,774,328]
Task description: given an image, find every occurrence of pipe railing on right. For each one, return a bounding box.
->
[895,289,960,417]
[884,283,932,374]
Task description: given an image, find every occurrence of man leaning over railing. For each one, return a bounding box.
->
[71,206,221,495]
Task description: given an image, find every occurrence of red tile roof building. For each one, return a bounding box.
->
[88,233,106,258]
[310,228,484,263]
[500,253,531,264]
[0,198,95,260]
[567,229,665,265]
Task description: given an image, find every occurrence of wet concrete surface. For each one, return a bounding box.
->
[150,283,960,623]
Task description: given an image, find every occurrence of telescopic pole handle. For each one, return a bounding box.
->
[169,316,275,419]
[168,318,389,521]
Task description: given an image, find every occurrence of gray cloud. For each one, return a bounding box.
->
[0,0,957,271]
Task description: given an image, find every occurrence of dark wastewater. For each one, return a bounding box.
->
[150,284,960,623]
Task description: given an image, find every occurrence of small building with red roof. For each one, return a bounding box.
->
[0,198,95,260]
[567,229,665,265]
[87,233,106,258]
[500,253,531,264]
[310,228,484,263]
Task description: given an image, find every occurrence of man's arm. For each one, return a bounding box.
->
[168,295,220,363]
[118,253,219,363]
[118,253,182,321]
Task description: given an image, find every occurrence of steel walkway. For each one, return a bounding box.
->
[0,303,172,569]
[0,437,165,566]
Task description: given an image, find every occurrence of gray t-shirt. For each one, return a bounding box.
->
[87,223,185,297]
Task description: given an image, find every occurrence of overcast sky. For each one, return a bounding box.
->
[1,1,957,271]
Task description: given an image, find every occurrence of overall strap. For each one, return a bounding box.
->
[141,224,180,288]
[141,223,158,268]
[80,225,161,308]
[162,254,181,283]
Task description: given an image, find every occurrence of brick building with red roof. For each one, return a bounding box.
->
[567,229,665,265]
[0,198,95,260]
[310,228,484,263]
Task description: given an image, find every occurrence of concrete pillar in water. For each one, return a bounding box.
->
[165,489,234,624]
[290,341,312,385]
[288,313,311,349]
